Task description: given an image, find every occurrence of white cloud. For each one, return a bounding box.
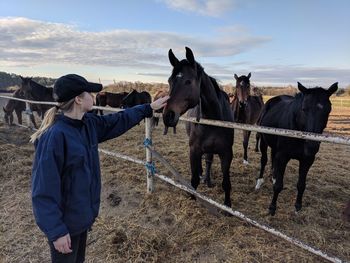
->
[0,17,267,68]
[158,0,237,17]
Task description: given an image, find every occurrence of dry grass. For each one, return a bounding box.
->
[0,107,349,262]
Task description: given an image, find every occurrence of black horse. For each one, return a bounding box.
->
[256,82,338,215]
[163,47,234,207]
[231,73,264,164]
[121,89,151,108]
[95,91,128,115]
[20,76,54,119]
[3,89,40,128]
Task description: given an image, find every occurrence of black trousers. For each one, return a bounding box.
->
[49,231,87,263]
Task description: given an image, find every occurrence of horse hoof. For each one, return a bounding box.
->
[243,160,249,165]
[268,205,276,216]
[255,178,264,190]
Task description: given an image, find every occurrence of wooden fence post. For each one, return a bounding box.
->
[145,117,154,193]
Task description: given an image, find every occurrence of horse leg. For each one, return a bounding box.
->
[99,109,104,115]
[173,126,176,134]
[16,109,22,125]
[30,113,38,129]
[163,126,169,135]
[269,153,289,215]
[190,148,202,191]
[204,153,214,188]
[270,148,276,184]
[255,137,268,190]
[255,133,260,152]
[295,157,315,212]
[219,149,233,207]
[243,130,251,164]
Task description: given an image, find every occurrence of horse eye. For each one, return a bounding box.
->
[185,80,191,85]
[176,72,183,78]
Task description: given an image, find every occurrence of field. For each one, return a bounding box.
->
[0,96,349,262]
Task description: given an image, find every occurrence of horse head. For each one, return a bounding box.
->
[297,82,338,155]
[163,47,202,127]
[234,73,251,108]
[19,76,33,98]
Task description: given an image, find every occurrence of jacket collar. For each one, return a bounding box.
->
[56,113,86,128]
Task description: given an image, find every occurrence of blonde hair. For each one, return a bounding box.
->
[30,98,76,143]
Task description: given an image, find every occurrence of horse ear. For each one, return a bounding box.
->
[234,74,239,80]
[168,49,180,68]
[185,47,195,65]
[327,82,338,96]
[297,82,308,93]
[247,72,251,79]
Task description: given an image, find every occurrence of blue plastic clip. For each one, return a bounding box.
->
[143,138,153,147]
[145,161,157,175]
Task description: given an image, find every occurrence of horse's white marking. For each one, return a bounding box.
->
[176,72,183,78]
[272,177,276,185]
[317,103,324,109]
[255,178,264,190]
[243,159,249,165]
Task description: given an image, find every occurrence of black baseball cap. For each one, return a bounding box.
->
[53,74,103,102]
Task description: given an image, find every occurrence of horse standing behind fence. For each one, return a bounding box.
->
[152,90,176,135]
[3,89,39,128]
[19,76,54,119]
[256,82,338,215]
[163,47,234,207]
[121,89,151,108]
[95,91,128,115]
[231,73,264,164]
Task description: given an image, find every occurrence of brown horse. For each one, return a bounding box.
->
[163,47,234,207]
[152,90,176,135]
[3,89,39,128]
[231,73,264,164]
[95,91,128,115]
[19,76,54,119]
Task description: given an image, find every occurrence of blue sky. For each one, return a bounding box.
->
[0,0,349,88]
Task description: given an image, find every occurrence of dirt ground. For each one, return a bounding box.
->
[0,96,349,262]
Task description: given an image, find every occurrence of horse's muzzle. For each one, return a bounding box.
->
[163,110,179,127]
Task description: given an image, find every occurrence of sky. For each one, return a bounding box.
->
[0,0,349,88]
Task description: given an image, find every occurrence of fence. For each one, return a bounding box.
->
[0,94,348,263]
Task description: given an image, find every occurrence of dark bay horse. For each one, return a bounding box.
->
[20,76,54,119]
[256,82,338,215]
[152,90,176,135]
[95,91,128,115]
[3,89,39,128]
[163,47,234,207]
[231,73,264,164]
[121,89,151,108]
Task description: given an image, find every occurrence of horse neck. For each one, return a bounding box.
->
[29,81,49,99]
[198,73,222,119]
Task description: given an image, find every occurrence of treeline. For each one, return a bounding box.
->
[0,72,56,91]
[1,71,348,97]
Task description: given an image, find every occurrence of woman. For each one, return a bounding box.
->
[31,74,168,263]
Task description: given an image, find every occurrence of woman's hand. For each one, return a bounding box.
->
[53,233,72,254]
[150,96,169,110]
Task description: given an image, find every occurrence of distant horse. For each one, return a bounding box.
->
[231,73,264,164]
[19,76,54,119]
[256,82,338,215]
[163,47,234,207]
[3,89,39,128]
[121,89,152,108]
[95,91,128,115]
[152,90,176,135]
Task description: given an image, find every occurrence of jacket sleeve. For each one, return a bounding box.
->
[32,132,69,241]
[91,104,153,143]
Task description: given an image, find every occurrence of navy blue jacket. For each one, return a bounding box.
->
[32,104,152,241]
